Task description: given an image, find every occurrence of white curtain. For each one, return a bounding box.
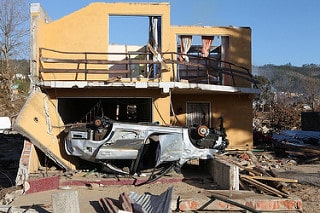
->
[179,35,192,62]
[151,17,159,51]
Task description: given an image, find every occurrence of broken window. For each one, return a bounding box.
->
[108,16,163,79]
[176,35,229,85]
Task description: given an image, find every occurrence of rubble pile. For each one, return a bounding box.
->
[216,151,298,198]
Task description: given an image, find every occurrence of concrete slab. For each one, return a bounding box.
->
[52,190,80,213]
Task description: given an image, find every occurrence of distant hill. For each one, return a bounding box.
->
[252,64,320,96]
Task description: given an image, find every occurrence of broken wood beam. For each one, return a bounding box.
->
[147,43,169,71]
[240,176,289,198]
[240,174,298,183]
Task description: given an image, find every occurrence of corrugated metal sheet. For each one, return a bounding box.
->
[128,186,173,213]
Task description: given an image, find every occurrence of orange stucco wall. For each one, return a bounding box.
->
[170,93,253,150]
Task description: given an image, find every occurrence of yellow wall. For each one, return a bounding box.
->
[14,91,79,170]
[34,2,172,81]
[171,93,253,150]
[38,3,170,51]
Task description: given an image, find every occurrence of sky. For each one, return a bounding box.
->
[28,0,320,67]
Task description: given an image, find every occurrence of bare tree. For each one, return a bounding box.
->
[0,0,28,109]
[303,77,320,111]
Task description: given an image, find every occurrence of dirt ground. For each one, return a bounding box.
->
[5,154,320,213]
[272,163,320,213]
[9,165,220,212]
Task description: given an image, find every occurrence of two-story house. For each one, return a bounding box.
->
[14,2,259,171]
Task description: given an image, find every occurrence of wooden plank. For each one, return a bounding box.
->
[147,43,169,71]
[240,176,289,198]
[240,174,298,183]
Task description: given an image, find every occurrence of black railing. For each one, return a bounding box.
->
[38,47,258,88]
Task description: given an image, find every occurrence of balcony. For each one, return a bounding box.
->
[38,46,257,88]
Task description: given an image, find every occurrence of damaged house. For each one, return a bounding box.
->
[12,2,259,178]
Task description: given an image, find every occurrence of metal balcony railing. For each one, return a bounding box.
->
[38,47,258,88]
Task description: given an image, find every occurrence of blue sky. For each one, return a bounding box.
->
[29,0,320,66]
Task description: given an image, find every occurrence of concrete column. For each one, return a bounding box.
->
[52,190,80,213]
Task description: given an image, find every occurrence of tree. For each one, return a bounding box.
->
[253,75,274,112]
[302,77,320,111]
[0,0,28,109]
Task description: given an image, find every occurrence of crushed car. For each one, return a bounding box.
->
[64,116,228,181]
